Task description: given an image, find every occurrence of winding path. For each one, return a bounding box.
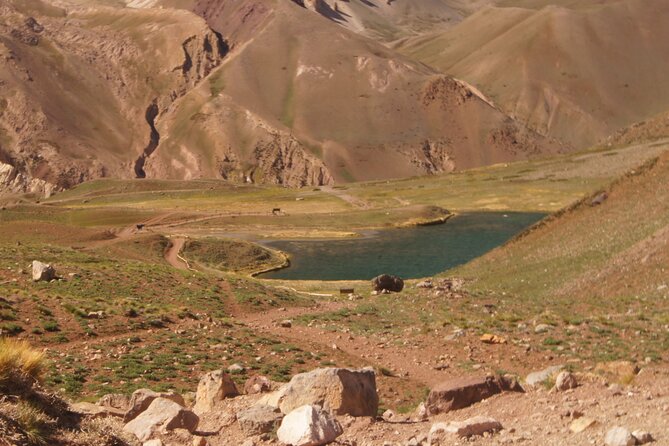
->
[164,237,190,270]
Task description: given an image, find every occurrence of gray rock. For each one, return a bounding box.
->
[525,365,564,387]
[605,427,636,446]
[237,405,283,436]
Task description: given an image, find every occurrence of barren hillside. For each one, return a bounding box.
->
[397,0,669,148]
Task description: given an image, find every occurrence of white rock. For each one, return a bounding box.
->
[123,398,198,442]
[525,365,564,387]
[32,260,56,282]
[277,405,343,446]
[143,440,163,446]
[605,427,636,446]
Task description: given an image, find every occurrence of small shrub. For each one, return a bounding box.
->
[42,321,60,333]
[0,339,45,389]
[17,402,52,445]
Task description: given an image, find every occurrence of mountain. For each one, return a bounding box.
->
[395,0,669,148]
[0,0,559,195]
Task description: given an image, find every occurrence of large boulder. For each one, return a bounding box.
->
[193,370,239,414]
[425,375,522,415]
[277,405,342,446]
[32,260,56,282]
[124,389,185,422]
[237,405,283,436]
[371,274,404,292]
[123,398,198,442]
[267,367,378,416]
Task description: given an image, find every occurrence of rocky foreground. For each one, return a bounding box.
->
[65,361,668,446]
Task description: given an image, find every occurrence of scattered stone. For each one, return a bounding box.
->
[70,402,125,419]
[123,398,198,442]
[228,363,245,373]
[237,405,283,436]
[277,405,343,446]
[605,426,636,446]
[280,320,293,328]
[413,402,428,421]
[371,274,404,292]
[193,370,239,414]
[425,375,523,415]
[124,389,186,422]
[632,430,654,444]
[245,375,272,394]
[590,192,609,206]
[382,409,396,421]
[480,333,507,344]
[534,324,552,334]
[415,280,433,289]
[554,371,578,391]
[32,260,56,282]
[525,365,564,387]
[429,416,502,442]
[267,367,378,416]
[569,417,597,433]
[143,440,163,446]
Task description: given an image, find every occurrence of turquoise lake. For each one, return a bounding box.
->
[259,212,545,281]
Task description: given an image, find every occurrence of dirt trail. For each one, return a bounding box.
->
[234,298,471,387]
[321,186,372,209]
[164,237,190,270]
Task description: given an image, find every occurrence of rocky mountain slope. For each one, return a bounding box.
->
[0,0,560,195]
